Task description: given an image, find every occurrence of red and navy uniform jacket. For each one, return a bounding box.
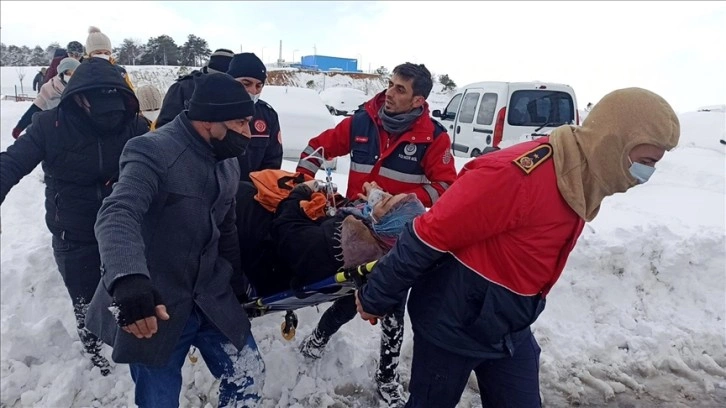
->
[359,138,586,358]
[296,91,456,207]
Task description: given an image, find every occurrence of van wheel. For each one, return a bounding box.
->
[470,148,482,157]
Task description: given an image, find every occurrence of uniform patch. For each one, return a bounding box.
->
[443,149,452,165]
[277,130,282,144]
[355,136,368,143]
[512,144,553,175]
[254,120,267,133]
[404,143,417,156]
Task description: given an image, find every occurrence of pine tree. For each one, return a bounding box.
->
[29,46,47,66]
[438,74,457,92]
[180,34,211,67]
[117,38,144,65]
[140,35,181,65]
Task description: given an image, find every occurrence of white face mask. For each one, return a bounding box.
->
[249,92,260,104]
[628,158,656,184]
[141,110,160,122]
[93,54,111,61]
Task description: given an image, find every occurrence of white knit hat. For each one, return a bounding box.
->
[86,26,112,55]
[136,85,163,112]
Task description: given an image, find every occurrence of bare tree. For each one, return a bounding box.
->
[16,67,26,94]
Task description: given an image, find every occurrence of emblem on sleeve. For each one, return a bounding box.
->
[512,144,553,174]
[254,120,267,133]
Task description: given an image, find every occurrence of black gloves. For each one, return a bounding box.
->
[111,274,164,327]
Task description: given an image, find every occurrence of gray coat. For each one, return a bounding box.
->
[86,113,248,367]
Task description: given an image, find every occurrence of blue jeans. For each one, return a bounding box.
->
[130,308,265,408]
[405,331,541,408]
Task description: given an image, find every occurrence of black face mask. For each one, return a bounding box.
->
[91,111,126,133]
[210,129,250,160]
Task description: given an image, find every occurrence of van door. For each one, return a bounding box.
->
[469,92,499,156]
[439,93,462,134]
[452,88,483,157]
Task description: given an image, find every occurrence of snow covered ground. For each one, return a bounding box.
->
[1,94,724,407]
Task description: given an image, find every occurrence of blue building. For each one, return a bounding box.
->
[300,55,358,72]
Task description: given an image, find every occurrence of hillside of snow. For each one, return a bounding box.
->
[1,76,724,406]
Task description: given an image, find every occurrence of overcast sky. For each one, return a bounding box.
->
[2,0,724,112]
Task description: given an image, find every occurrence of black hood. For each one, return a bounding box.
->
[60,58,139,114]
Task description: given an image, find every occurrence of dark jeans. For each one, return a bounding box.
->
[405,331,542,408]
[316,294,406,382]
[130,308,265,408]
[51,235,107,369]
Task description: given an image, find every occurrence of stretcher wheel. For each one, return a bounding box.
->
[281,321,296,340]
[281,310,299,341]
[188,347,199,364]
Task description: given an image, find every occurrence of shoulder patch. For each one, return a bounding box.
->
[512,143,553,175]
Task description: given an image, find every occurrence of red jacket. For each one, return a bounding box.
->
[414,138,585,296]
[296,92,457,207]
[44,55,66,84]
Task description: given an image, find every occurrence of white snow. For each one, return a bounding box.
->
[1,76,725,407]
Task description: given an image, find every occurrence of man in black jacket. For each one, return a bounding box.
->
[0,58,150,376]
[226,53,283,180]
[155,48,234,128]
[33,67,47,92]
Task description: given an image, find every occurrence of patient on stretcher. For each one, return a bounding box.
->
[235,175,425,298]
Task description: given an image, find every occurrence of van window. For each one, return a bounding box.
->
[476,93,498,125]
[443,94,462,119]
[458,92,480,124]
[508,90,575,126]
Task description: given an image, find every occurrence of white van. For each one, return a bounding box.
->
[432,82,579,157]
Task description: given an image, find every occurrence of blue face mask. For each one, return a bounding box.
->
[629,159,656,184]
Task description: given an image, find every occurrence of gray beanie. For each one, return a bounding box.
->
[57,57,81,76]
[86,26,112,55]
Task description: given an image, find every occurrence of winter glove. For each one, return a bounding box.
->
[11,127,22,139]
[111,274,164,328]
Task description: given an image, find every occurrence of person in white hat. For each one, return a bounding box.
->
[135,84,163,129]
[12,57,82,138]
[85,26,136,91]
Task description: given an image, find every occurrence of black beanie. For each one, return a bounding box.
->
[187,73,255,122]
[226,53,267,82]
[207,48,234,73]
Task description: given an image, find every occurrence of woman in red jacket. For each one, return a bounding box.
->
[356,87,681,407]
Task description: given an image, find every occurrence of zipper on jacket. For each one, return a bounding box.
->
[97,136,104,201]
[54,192,61,222]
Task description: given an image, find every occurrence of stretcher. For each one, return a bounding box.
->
[242,261,378,340]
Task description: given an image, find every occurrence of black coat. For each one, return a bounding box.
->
[0,58,149,242]
[33,71,44,91]
[236,99,283,181]
[271,187,345,288]
[155,69,205,129]
[235,181,291,297]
